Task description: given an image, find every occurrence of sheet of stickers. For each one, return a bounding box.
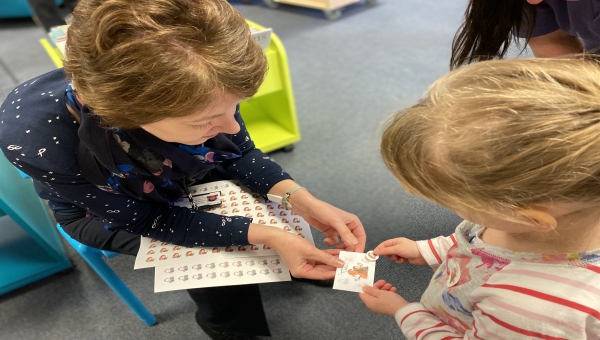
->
[133,180,316,293]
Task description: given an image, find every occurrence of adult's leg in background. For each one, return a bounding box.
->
[27,0,66,32]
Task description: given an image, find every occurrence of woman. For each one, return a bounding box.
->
[0,0,366,339]
[450,0,592,68]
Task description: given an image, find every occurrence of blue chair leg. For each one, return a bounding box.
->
[57,225,157,326]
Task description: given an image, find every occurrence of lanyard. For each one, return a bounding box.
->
[180,179,199,210]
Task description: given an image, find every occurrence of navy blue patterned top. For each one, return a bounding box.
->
[0,69,292,247]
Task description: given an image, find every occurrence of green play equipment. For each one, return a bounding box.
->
[242,20,300,152]
[40,20,300,153]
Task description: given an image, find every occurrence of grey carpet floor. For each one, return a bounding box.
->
[0,1,507,339]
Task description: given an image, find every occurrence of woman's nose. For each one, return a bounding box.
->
[218,114,241,135]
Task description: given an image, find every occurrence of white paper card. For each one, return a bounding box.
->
[134,180,315,269]
[250,27,272,51]
[154,255,291,292]
[333,251,376,293]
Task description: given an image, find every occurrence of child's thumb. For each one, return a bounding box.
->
[374,246,399,256]
[362,285,380,296]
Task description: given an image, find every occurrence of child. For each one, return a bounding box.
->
[360,57,600,338]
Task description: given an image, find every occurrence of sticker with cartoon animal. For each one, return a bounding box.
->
[333,251,378,293]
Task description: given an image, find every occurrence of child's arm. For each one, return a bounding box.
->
[360,280,463,339]
[394,303,464,339]
[363,276,598,339]
[373,238,428,265]
[374,235,457,270]
[415,234,457,270]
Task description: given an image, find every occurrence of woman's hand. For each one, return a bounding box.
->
[297,199,366,253]
[360,280,409,316]
[248,223,344,280]
[269,180,366,252]
[374,238,427,265]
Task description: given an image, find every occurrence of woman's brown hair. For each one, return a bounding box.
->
[64,0,267,129]
[381,58,600,214]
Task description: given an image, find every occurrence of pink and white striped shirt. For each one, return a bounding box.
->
[395,221,600,339]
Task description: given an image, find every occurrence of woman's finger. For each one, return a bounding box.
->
[322,248,342,256]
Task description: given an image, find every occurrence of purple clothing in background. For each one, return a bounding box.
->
[520,0,600,53]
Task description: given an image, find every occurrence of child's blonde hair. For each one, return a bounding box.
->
[381,57,600,214]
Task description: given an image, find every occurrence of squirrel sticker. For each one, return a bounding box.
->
[347,264,368,280]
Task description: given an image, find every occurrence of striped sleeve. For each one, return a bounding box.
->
[395,303,464,340]
[463,265,600,339]
[416,234,457,270]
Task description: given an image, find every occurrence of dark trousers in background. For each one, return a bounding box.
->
[27,0,66,32]
[55,213,271,336]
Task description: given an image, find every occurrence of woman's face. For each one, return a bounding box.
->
[141,92,242,145]
[526,0,543,4]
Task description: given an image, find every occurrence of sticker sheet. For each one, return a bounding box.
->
[134,180,315,269]
[154,255,291,292]
[333,251,377,293]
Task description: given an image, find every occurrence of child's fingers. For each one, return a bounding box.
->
[373,239,398,253]
[362,285,382,297]
[382,283,394,291]
[374,245,403,256]
[389,254,406,263]
[374,238,410,254]
[373,279,387,289]
[359,292,375,306]
[391,287,397,293]
[382,254,396,261]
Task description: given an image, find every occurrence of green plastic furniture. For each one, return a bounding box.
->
[242,20,301,152]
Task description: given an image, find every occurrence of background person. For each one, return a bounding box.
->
[450,0,593,68]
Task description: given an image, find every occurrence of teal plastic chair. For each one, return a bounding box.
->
[56,225,157,326]
[1,151,156,326]
[0,0,63,18]
[0,151,72,295]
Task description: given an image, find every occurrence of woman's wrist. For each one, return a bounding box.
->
[247,223,287,246]
[268,179,318,213]
[286,188,318,214]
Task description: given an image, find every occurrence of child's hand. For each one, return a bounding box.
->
[359,280,409,316]
[374,237,427,265]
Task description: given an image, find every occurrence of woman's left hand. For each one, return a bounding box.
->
[293,195,366,253]
[269,180,366,252]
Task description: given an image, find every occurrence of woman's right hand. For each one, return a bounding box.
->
[373,237,427,265]
[248,223,344,280]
